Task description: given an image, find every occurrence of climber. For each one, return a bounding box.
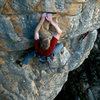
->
[17,13,63,68]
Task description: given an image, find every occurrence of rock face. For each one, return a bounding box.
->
[55,30,100,100]
[0,0,100,100]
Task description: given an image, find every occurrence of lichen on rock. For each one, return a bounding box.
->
[0,0,100,100]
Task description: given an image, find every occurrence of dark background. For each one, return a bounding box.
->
[54,29,100,100]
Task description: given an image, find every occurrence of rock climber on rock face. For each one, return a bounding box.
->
[34,13,63,56]
[17,13,64,67]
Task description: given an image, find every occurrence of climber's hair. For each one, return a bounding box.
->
[40,36,50,50]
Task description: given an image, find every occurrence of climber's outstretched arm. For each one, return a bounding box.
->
[46,14,62,40]
[34,13,46,40]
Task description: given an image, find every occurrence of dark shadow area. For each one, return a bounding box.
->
[54,29,100,100]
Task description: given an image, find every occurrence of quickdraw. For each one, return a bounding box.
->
[80,31,90,41]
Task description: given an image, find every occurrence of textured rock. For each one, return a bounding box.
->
[0,57,5,65]
[0,0,100,100]
[55,32,100,100]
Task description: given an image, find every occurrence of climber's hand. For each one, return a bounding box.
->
[42,13,47,19]
[46,14,53,23]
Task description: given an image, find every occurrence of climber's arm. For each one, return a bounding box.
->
[46,14,62,40]
[34,13,46,40]
[50,21,62,40]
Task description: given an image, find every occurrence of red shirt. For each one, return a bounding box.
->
[34,37,58,56]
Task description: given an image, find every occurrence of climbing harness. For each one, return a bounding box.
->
[39,55,53,72]
[39,56,47,63]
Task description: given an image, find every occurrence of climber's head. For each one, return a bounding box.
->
[40,36,50,50]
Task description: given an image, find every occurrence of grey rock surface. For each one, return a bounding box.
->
[55,31,100,100]
[0,0,100,100]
